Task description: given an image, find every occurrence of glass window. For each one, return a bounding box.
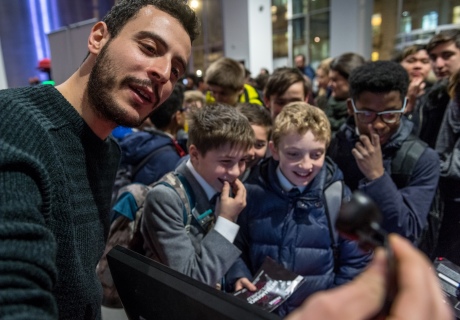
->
[310,0,330,12]
[422,11,438,29]
[292,0,308,15]
[454,6,460,24]
[272,1,288,59]
[309,11,329,66]
[188,0,223,73]
[292,17,306,42]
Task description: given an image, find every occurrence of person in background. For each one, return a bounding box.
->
[183,89,205,110]
[176,89,206,150]
[235,103,273,182]
[314,57,333,110]
[411,29,460,148]
[0,0,198,318]
[204,57,264,106]
[253,72,270,98]
[328,61,439,247]
[326,52,366,136]
[263,67,311,120]
[433,69,460,266]
[393,44,433,115]
[182,73,199,91]
[294,53,315,81]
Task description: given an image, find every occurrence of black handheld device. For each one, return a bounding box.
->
[335,191,397,318]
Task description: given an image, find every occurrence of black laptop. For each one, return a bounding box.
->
[107,246,281,320]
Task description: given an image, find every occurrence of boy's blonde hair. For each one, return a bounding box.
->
[272,102,331,148]
[184,90,205,105]
[204,57,245,92]
[187,103,255,155]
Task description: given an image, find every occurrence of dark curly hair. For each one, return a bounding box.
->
[349,60,409,100]
[103,0,200,42]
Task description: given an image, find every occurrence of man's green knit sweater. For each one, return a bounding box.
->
[0,85,120,319]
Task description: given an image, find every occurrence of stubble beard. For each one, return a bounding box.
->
[86,41,147,128]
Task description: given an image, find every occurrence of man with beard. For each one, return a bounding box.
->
[0,0,199,319]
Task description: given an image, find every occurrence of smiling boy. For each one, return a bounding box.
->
[328,60,439,244]
[263,67,310,120]
[227,102,370,317]
[141,104,255,287]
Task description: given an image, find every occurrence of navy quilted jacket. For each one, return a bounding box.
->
[119,128,182,185]
[227,157,371,317]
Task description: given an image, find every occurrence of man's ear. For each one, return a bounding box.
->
[268,141,280,161]
[88,21,110,55]
[346,98,354,116]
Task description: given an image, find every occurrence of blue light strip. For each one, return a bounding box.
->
[50,0,61,31]
[28,0,56,71]
[28,0,44,60]
[39,0,51,57]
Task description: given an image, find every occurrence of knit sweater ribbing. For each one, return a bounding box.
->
[0,85,120,319]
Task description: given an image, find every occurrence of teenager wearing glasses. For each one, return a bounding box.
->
[328,60,440,244]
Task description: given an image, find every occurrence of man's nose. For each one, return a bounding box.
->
[147,56,171,84]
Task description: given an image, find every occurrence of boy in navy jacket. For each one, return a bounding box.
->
[227,102,371,317]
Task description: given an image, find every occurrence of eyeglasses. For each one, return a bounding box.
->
[351,98,407,124]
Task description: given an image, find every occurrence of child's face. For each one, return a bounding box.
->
[347,90,403,146]
[270,130,326,187]
[189,143,251,192]
[207,84,242,106]
[328,70,350,100]
[264,81,306,119]
[246,124,269,169]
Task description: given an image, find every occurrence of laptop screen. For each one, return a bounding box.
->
[107,246,281,320]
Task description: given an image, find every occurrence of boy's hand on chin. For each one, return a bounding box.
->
[216,179,246,223]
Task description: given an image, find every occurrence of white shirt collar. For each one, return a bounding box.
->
[186,159,219,201]
[276,165,306,193]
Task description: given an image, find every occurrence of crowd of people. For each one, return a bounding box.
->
[0,0,457,319]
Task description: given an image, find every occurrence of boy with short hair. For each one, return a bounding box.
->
[263,67,310,119]
[235,103,273,181]
[204,57,264,106]
[140,103,255,287]
[227,102,370,317]
[411,30,460,148]
[328,60,439,246]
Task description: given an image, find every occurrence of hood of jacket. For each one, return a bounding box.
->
[119,129,173,166]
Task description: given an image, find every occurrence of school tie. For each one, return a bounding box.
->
[210,192,220,208]
[288,188,301,198]
[198,193,220,233]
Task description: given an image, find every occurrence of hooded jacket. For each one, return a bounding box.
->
[328,116,439,242]
[119,128,183,185]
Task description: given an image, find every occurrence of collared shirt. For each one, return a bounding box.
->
[276,165,307,193]
[186,160,239,242]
